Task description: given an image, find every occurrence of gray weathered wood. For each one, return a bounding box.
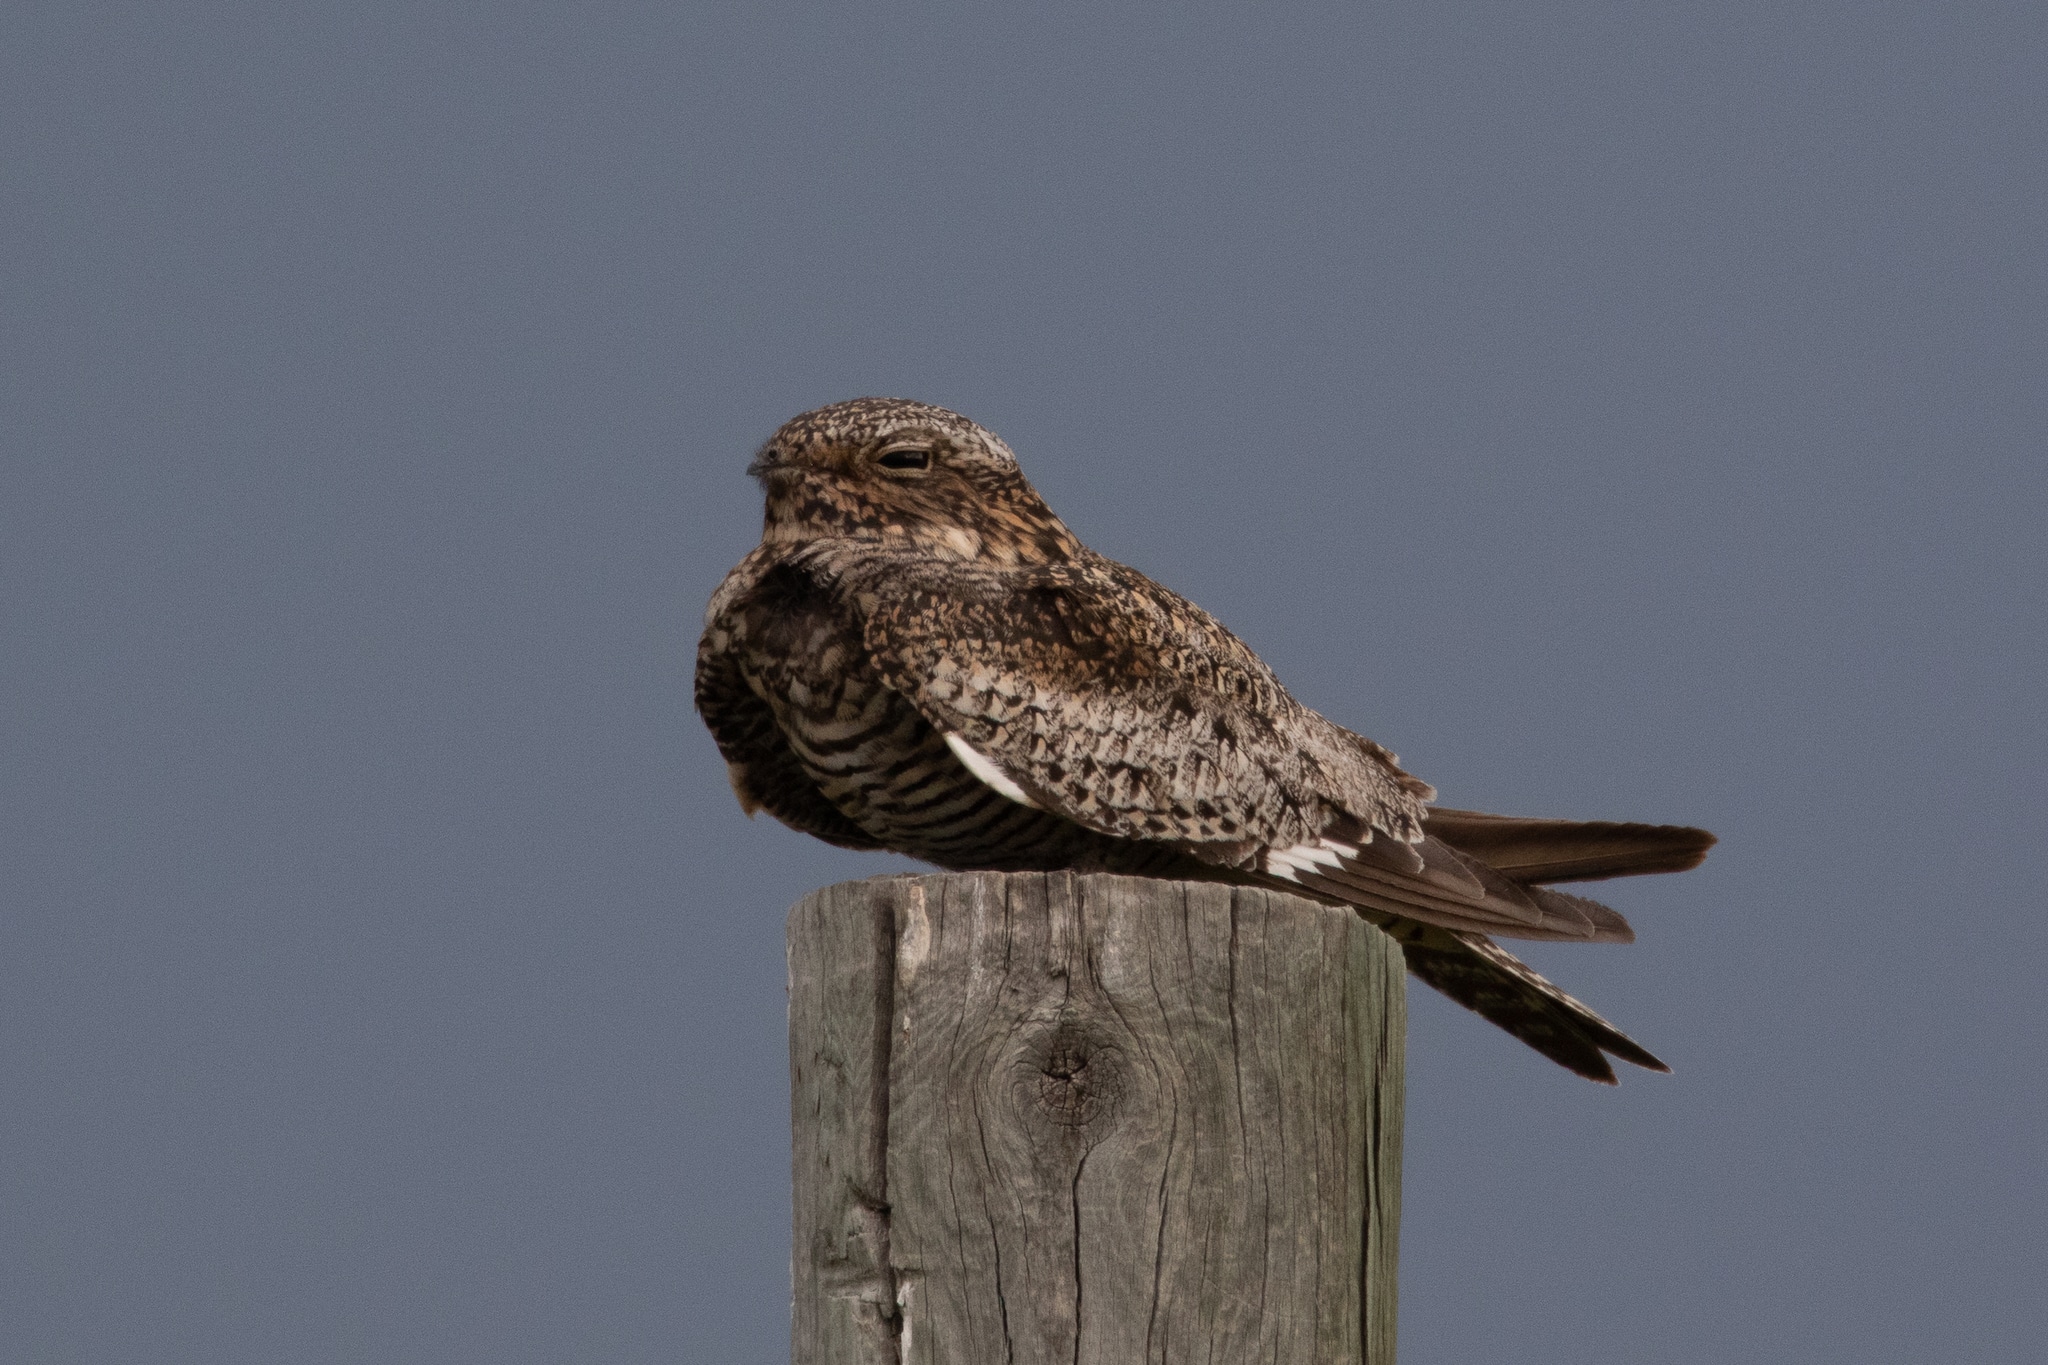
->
[790,872,1403,1365]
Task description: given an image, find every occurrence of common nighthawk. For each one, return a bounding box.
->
[696,397,1714,1082]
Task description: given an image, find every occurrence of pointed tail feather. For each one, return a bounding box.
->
[1384,921,1669,1083]
[1425,807,1716,885]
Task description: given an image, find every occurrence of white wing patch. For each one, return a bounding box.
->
[1262,838,1360,881]
[943,732,1040,808]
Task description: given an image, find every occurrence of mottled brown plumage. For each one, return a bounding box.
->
[697,397,1715,1082]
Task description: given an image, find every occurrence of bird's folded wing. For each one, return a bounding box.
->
[847,553,1430,855]
[848,553,1649,943]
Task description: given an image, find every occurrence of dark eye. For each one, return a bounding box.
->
[877,448,931,471]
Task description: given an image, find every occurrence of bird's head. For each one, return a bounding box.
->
[746,397,1084,565]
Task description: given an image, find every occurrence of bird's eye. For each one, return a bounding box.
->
[877,448,931,471]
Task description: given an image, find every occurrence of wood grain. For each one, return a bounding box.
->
[789,872,1403,1365]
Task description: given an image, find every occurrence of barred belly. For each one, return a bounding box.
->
[769,665,1188,875]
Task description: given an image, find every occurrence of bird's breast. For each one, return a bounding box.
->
[751,645,1171,873]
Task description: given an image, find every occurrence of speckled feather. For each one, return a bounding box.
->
[845,547,1430,852]
[696,398,1715,1082]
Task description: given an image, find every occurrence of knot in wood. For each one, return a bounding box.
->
[1022,1022,1121,1130]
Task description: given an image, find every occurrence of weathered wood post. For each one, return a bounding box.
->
[789,871,1404,1365]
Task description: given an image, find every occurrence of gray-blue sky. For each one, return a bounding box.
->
[6,3,2043,1361]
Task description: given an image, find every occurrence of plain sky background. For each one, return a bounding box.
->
[7,4,2044,1362]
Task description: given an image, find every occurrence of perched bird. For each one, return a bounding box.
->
[696,397,1714,1082]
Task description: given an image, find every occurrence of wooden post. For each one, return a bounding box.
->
[789,871,1404,1365]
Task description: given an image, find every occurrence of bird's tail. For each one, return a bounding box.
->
[1383,920,1667,1083]
[1244,807,1712,1079]
[1424,807,1716,884]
